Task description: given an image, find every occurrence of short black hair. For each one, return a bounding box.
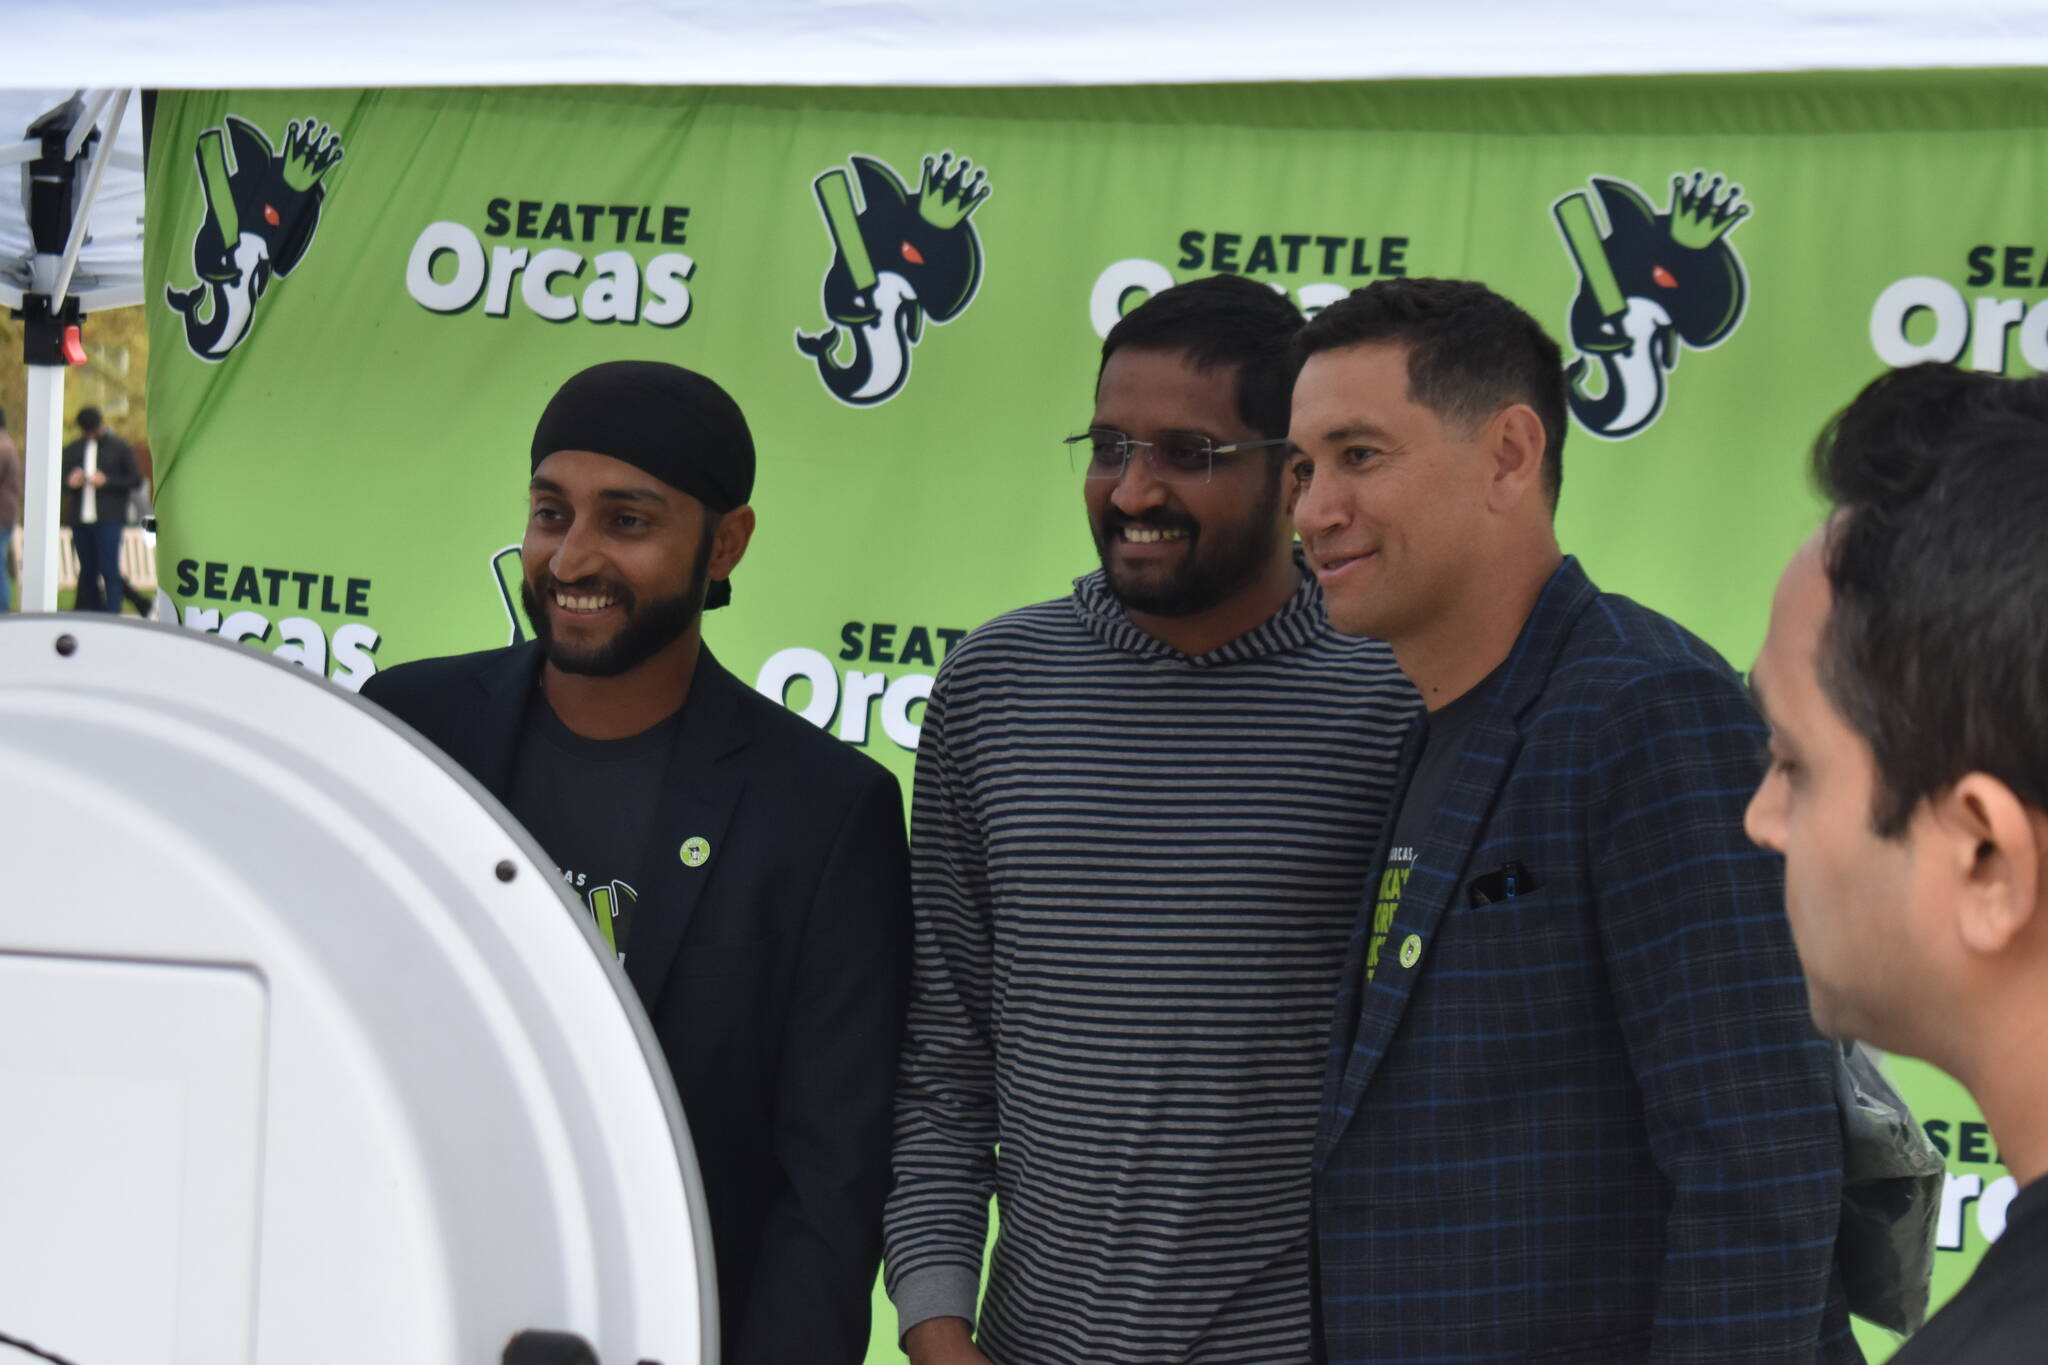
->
[76,406,103,432]
[1100,273,1304,441]
[1814,361,2048,836]
[1296,278,1568,506]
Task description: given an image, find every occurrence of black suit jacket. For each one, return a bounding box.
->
[361,642,911,1365]
[59,430,140,526]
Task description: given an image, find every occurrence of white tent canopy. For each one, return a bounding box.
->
[5,0,2048,88]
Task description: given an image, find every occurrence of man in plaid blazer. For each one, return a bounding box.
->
[1288,279,1859,1363]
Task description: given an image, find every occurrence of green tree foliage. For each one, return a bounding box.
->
[0,304,152,484]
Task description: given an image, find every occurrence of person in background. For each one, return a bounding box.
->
[1292,277,1856,1362]
[60,406,140,613]
[887,274,1414,1364]
[1747,362,2048,1364]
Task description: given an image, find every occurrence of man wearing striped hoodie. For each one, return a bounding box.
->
[885,274,1416,1365]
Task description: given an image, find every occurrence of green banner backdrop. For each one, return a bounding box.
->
[146,72,2048,1361]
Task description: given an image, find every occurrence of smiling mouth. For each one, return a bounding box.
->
[553,591,618,614]
[1120,525,1189,545]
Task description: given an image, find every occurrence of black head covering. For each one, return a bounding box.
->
[531,360,756,608]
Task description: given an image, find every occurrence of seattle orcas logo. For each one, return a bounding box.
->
[1551,170,1751,439]
[795,151,991,406]
[166,115,344,362]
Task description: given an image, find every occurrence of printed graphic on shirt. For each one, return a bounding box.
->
[563,868,637,960]
[1369,845,1416,981]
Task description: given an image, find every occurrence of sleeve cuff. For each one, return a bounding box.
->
[892,1264,983,1343]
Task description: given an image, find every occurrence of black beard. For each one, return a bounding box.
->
[521,539,713,678]
[1093,478,1286,619]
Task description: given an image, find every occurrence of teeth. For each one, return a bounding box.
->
[555,592,615,611]
[1122,526,1188,544]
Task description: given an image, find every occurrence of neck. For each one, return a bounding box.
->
[1395,539,1562,711]
[1125,546,1301,657]
[541,626,702,740]
[1949,988,2048,1187]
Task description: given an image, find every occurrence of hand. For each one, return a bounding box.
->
[88,471,106,487]
[904,1317,990,1365]
[66,469,83,488]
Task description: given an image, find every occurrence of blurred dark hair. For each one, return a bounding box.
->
[1100,273,1305,441]
[76,406,103,432]
[1814,361,2048,836]
[1296,277,1568,506]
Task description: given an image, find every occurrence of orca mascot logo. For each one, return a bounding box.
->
[1551,170,1751,439]
[795,151,991,406]
[166,115,345,362]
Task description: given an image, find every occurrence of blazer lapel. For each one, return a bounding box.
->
[460,641,546,798]
[623,647,752,1006]
[1317,557,1599,1165]
[1318,711,1523,1164]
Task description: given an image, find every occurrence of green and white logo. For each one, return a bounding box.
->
[795,151,992,406]
[1551,170,1751,439]
[166,114,345,362]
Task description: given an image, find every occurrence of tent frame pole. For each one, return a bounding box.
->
[21,362,66,612]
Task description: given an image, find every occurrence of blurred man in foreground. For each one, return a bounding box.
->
[1748,362,2048,1363]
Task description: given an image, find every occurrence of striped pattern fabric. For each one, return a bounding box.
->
[885,563,1416,1364]
[1314,557,1862,1364]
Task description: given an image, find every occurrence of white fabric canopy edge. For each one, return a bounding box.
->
[4,0,2048,88]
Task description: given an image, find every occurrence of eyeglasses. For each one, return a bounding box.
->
[1063,428,1288,484]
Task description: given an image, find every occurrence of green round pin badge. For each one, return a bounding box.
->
[680,836,711,868]
[1398,933,1422,969]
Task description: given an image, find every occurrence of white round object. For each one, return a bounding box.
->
[0,614,713,1365]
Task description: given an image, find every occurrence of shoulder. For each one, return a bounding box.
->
[1540,587,1750,712]
[938,596,1083,675]
[720,663,900,806]
[359,645,513,717]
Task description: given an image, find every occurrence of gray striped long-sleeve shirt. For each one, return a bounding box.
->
[885,563,1416,1364]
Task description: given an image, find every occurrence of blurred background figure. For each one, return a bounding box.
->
[61,405,139,613]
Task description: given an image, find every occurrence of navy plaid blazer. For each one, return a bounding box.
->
[1314,558,1861,1364]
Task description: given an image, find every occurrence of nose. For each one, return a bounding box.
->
[1108,449,1170,515]
[549,515,604,585]
[1744,767,1784,852]
[1292,461,1342,543]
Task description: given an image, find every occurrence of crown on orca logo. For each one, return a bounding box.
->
[280,117,346,192]
[1668,171,1749,250]
[917,152,991,230]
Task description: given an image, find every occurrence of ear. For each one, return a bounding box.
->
[709,504,756,581]
[1485,403,1548,512]
[1935,773,2045,957]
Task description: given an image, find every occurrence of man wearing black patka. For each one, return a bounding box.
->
[362,361,911,1364]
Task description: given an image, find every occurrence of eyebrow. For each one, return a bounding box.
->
[529,476,668,506]
[1319,420,1398,446]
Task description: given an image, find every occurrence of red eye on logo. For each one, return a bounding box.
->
[263,204,281,227]
[1652,264,1678,289]
[900,241,925,265]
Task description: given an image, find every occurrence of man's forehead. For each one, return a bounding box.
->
[531,448,682,503]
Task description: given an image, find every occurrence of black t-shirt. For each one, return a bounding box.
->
[1893,1174,2048,1364]
[1366,675,1494,981]
[505,693,679,962]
